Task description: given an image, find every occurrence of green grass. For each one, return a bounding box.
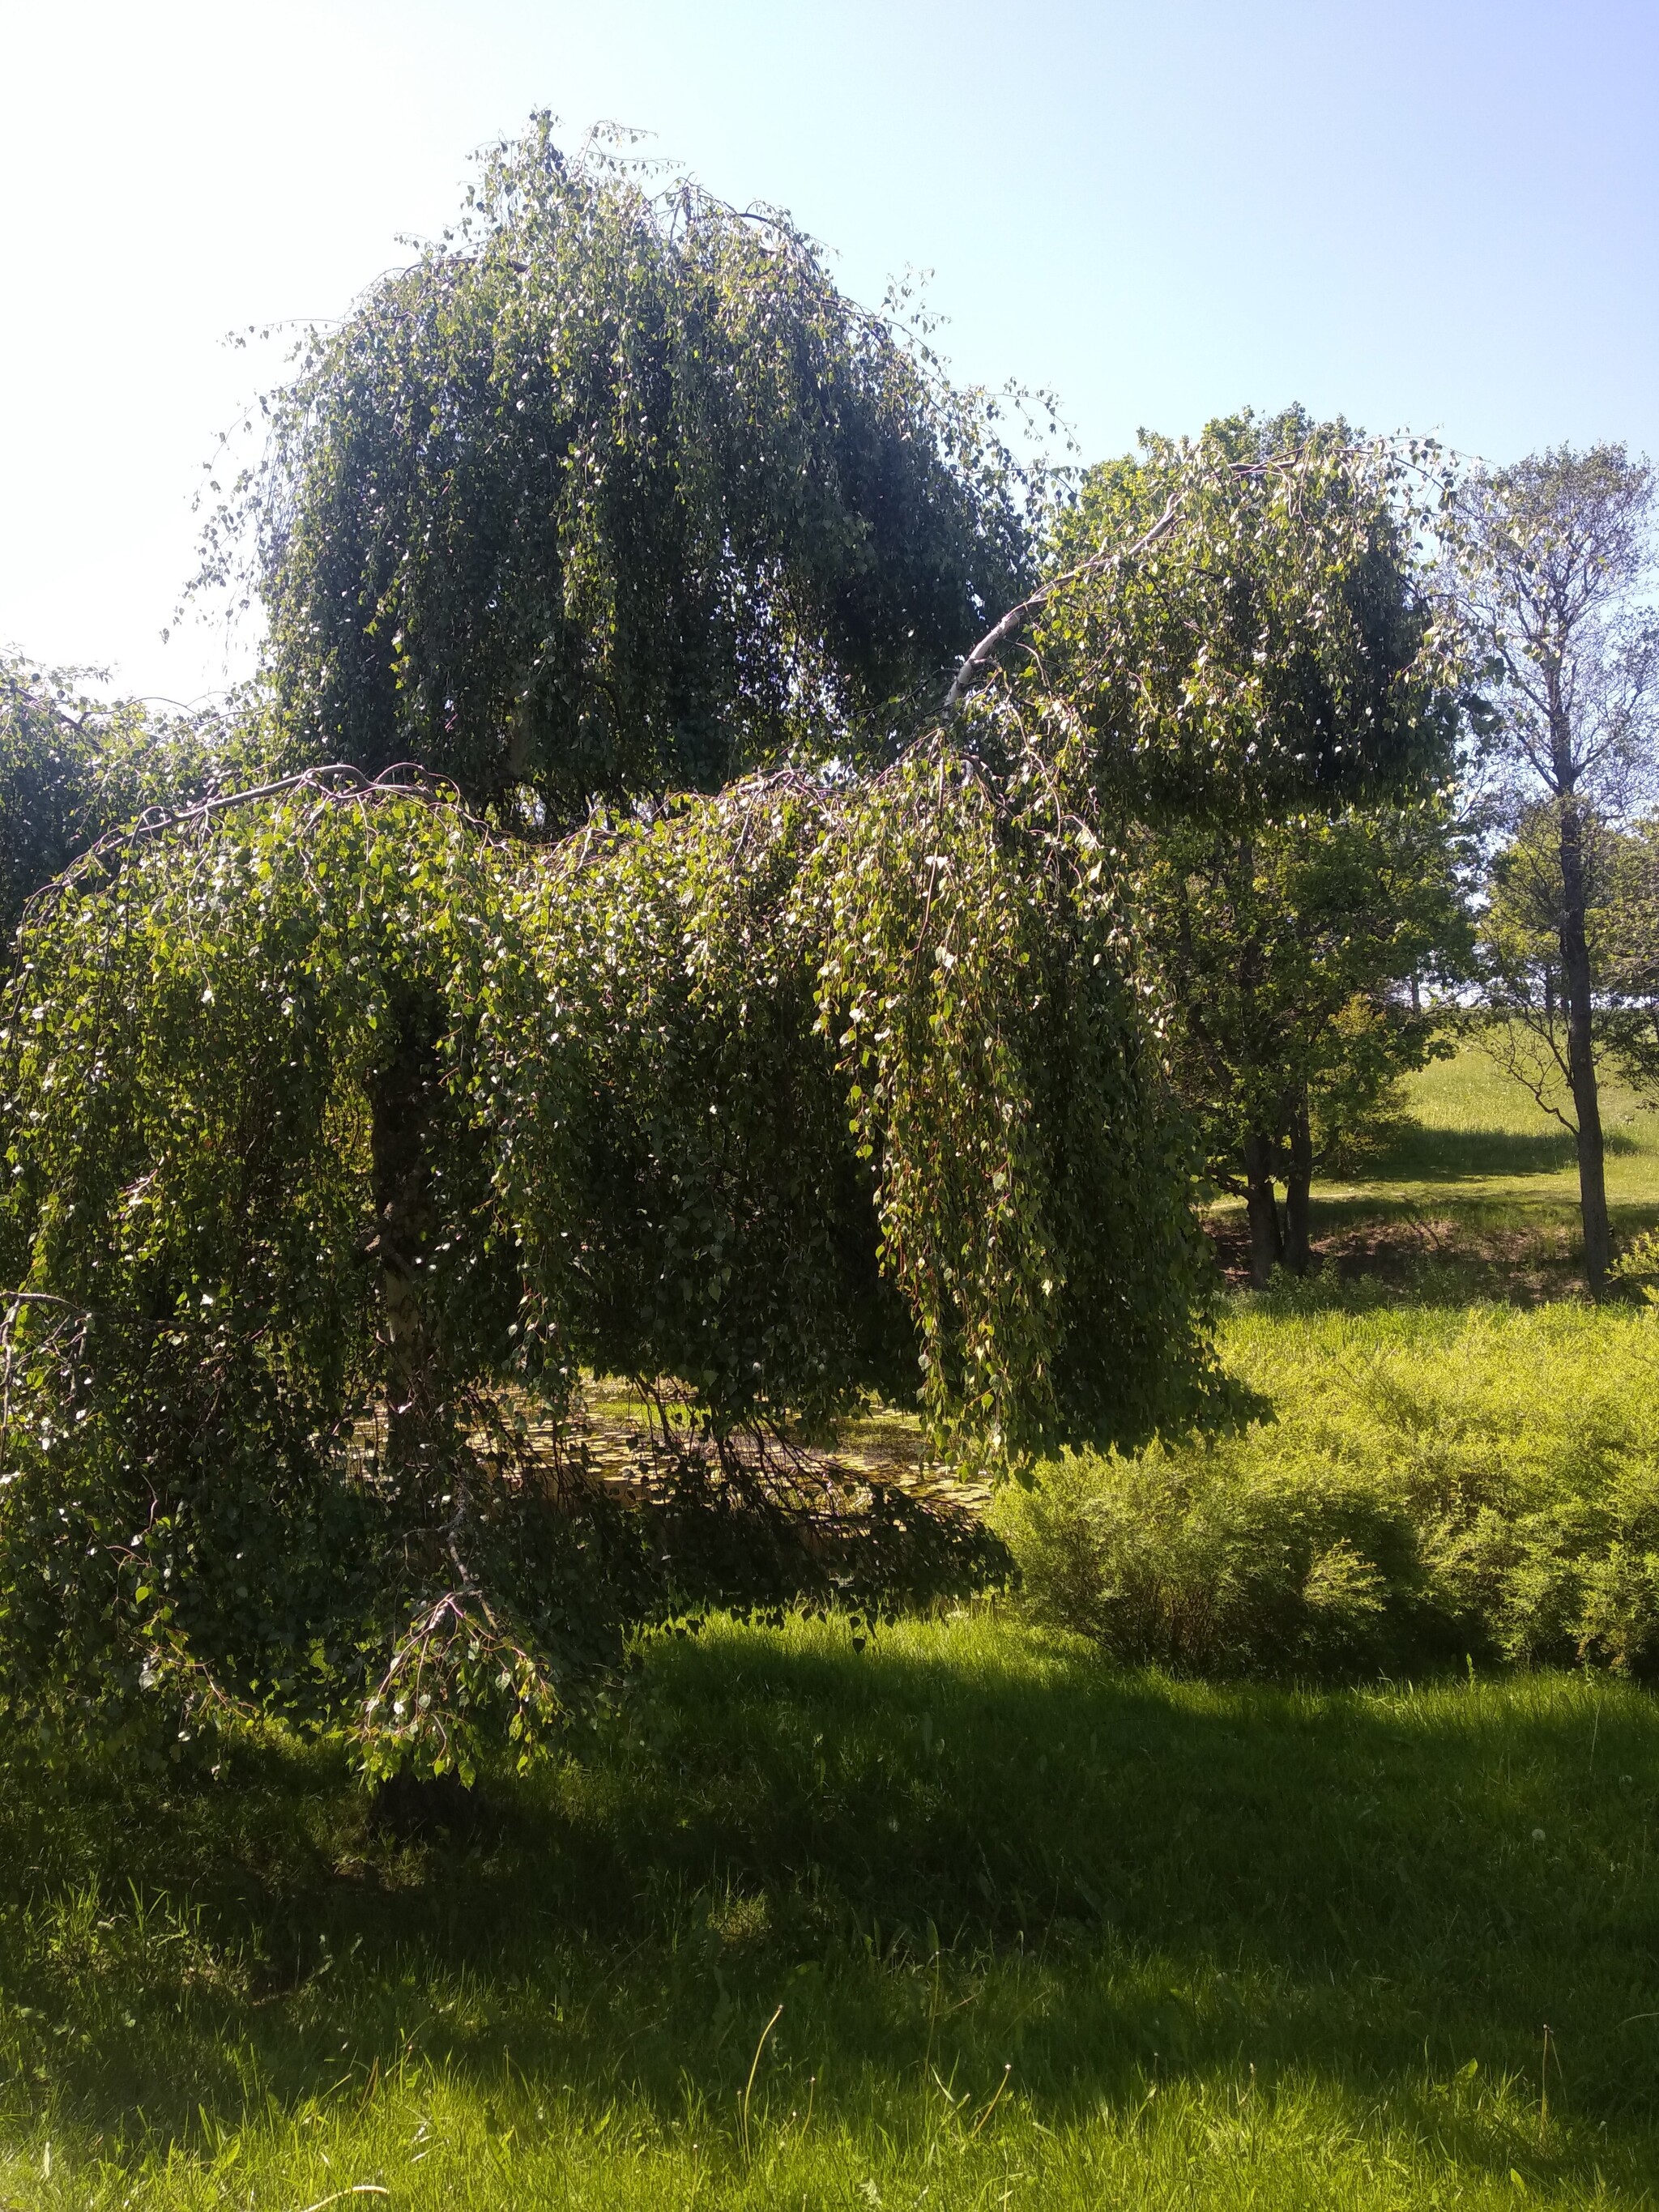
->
[1204,1035,1659,1294]
[1338,1043,1659,1221]
[2,1616,1658,2209]
[3,1031,1659,2210]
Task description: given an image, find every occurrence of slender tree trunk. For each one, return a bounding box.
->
[1231,834,1286,1289]
[1242,1132,1283,1289]
[1556,797,1612,1297]
[1284,1095,1315,1276]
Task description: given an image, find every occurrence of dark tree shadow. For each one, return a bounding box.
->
[1355,1119,1644,1185]
[1365,1123,1577,1180]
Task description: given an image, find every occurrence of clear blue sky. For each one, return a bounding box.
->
[3,0,1656,703]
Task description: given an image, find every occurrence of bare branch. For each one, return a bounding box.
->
[942,497,1183,712]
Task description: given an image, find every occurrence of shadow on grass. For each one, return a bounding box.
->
[1353,1122,1584,1183]
[5,1617,1657,2190]
[1205,1192,1659,1306]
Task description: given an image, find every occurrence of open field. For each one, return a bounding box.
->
[1212,1036,1659,1296]
[1,1037,1657,2210]
[1333,1044,1659,1228]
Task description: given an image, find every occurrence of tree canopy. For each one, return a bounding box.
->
[0,654,238,944]
[0,741,1221,1772]
[1,134,1494,1778]
[198,120,1035,823]
[975,407,1462,828]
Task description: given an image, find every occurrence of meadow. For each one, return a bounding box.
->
[2,1038,1657,2211]
[1296,1042,1659,1298]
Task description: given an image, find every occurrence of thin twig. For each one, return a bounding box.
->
[738,2002,784,2168]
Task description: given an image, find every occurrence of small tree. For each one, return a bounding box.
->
[945,408,1469,1285]
[1139,800,1469,1285]
[1449,445,1659,1294]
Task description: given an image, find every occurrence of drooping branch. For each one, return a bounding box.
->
[941,497,1183,713]
[19,761,496,931]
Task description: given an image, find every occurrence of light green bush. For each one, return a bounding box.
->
[994,1301,1659,1678]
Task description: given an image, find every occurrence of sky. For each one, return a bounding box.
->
[3,0,1657,705]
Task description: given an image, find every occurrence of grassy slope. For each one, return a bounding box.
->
[1308,1041,1659,1291]
[2,1039,1657,2210]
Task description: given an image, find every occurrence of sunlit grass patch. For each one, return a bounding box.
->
[1201,1034,1659,1293]
[1332,1036,1659,1218]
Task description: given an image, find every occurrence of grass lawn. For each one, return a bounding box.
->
[1335,1041,1659,1223]
[2,1035,1657,2210]
[2,1618,1657,2210]
[1209,1034,1659,1295]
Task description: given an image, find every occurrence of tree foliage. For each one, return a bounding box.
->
[1002,408,1460,827]
[0,744,1218,1771]
[1137,799,1469,1281]
[1481,801,1659,1119]
[1604,816,1659,1097]
[0,655,240,947]
[942,409,1469,1283]
[1448,443,1659,1292]
[9,152,1485,1776]
[198,120,1035,823]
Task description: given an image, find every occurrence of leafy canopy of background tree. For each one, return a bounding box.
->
[1448,443,1659,1294]
[996,407,1463,829]
[194,118,1037,824]
[946,408,1470,1284]
[1481,801,1659,1112]
[0,654,249,945]
[1604,816,1659,1094]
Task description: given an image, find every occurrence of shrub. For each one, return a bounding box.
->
[995,1301,1659,1679]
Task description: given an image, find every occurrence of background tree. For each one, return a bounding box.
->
[198,119,1035,825]
[946,408,1469,1285]
[1481,801,1659,1121]
[1604,814,1659,1093]
[968,407,1461,829]
[1449,445,1659,1294]
[0,654,245,948]
[1138,800,1469,1284]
